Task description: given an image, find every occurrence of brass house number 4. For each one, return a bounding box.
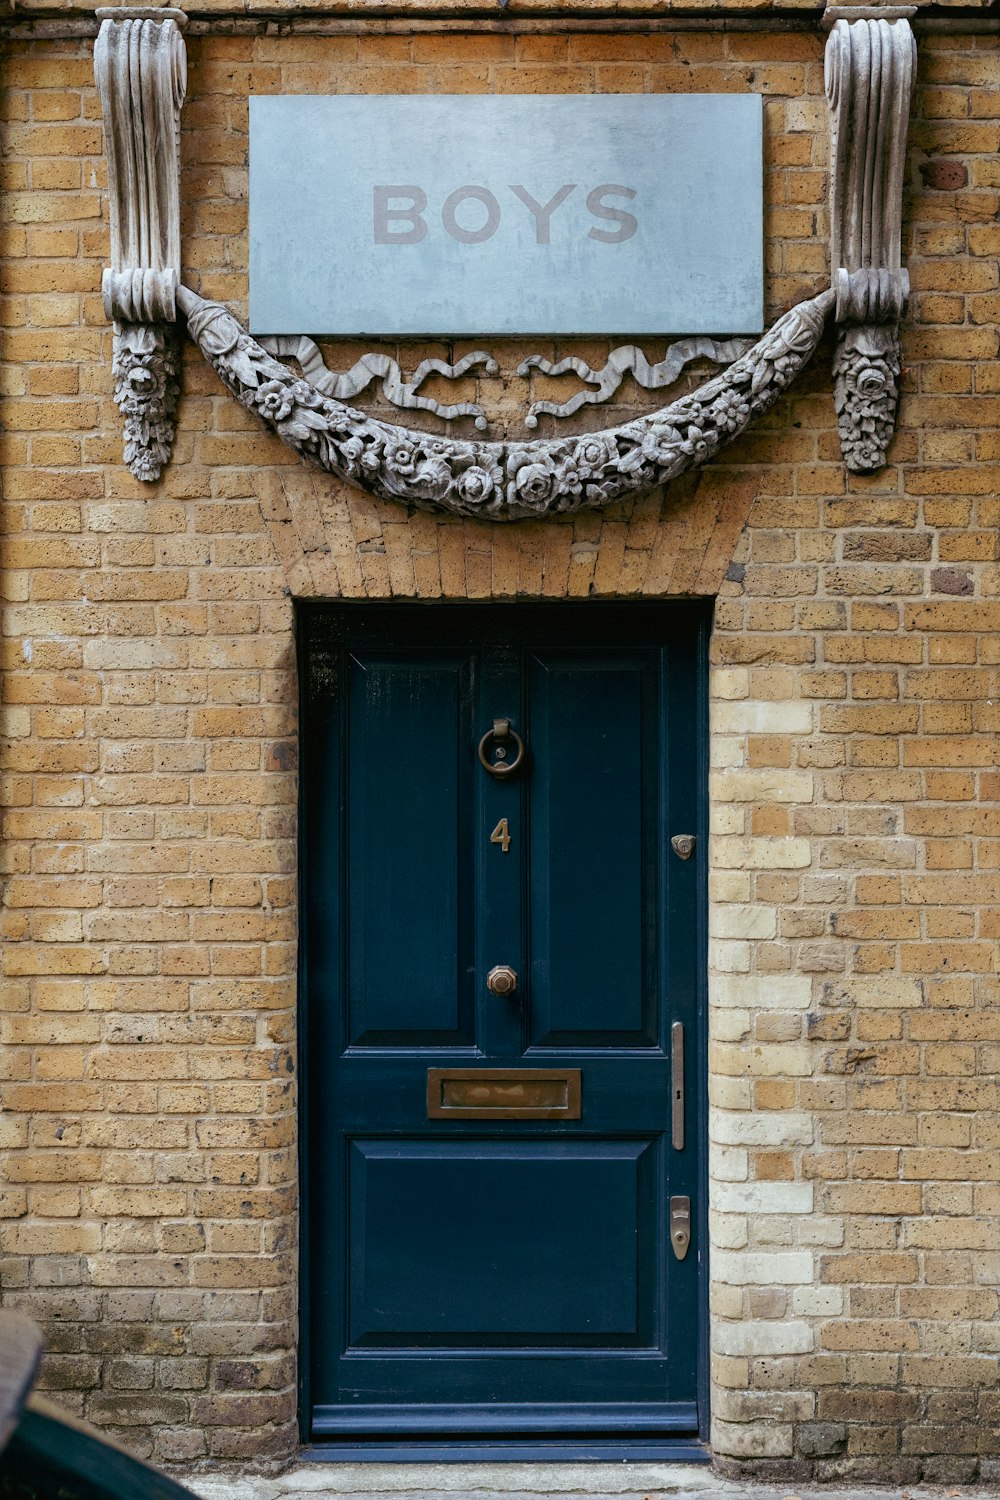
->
[490,818,512,854]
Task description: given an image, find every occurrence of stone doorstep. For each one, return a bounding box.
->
[183,1467,1000,1500]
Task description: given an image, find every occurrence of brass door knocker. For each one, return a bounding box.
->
[478,718,526,779]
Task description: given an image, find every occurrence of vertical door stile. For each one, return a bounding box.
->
[476,645,525,1061]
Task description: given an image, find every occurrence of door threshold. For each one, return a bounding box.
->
[301,1440,712,1463]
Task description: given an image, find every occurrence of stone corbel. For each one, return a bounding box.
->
[95,6,187,481]
[824,7,916,473]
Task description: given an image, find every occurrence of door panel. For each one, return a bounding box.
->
[301,602,708,1443]
[347,1139,654,1344]
[528,652,656,1048]
[346,651,475,1046]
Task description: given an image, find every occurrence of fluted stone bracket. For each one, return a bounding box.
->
[95,6,187,480]
[825,9,916,472]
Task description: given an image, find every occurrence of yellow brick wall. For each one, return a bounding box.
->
[1,18,999,1480]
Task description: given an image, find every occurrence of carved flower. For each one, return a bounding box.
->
[641,419,716,472]
[411,458,454,503]
[707,389,751,435]
[255,380,295,423]
[376,438,456,503]
[338,435,367,473]
[125,442,163,482]
[573,434,618,480]
[517,463,555,502]
[507,449,581,510]
[641,423,684,467]
[289,379,326,411]
[681,424,714,463]
[456,464,500,507]
[844,437,885,470]
[117,358,166,414]
[843,359,891,401]
[772,353,799,386]
[383,437,422,478]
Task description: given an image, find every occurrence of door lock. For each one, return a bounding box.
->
[670,1196,691,1261]
[486,964,518,997]
[671,834,696,860]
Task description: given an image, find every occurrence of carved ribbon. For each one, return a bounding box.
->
[518,339,754,427]
[178,283,834,521]
[95,7,187,479]
[260,337,498,429]
[825,14,916,471]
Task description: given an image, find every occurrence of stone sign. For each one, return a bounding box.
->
[249,94,763,337]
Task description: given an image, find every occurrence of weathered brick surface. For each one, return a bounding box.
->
[0,17,998,1480]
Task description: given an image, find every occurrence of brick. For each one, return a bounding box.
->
[1,24,999,1484]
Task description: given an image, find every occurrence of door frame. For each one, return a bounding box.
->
[295,598,712,1461]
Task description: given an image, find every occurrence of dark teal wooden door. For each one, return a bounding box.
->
[301,602,707,1443]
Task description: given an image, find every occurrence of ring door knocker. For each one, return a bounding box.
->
[478,717,526,779]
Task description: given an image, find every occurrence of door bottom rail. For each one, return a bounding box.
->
[312,1401,698,1435]
[302,1438,711,1464]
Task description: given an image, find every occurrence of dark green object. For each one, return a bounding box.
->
[0,1398,198,1500]
[0,1311,196,1500]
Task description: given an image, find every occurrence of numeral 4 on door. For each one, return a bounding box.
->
[490,817,511,853]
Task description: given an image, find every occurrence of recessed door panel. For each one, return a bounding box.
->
[346,651,474,1046]
[528,653,657,1048]
[347,1138,655,1346]
[302,602,707,1442]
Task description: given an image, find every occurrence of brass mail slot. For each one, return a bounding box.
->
[427,1067,582,1120]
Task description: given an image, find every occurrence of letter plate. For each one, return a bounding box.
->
[427,1068,581,1120]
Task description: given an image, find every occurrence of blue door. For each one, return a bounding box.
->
[301,602,708,1446]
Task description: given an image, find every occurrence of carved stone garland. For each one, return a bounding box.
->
[825,10,916,472]
[94,4,916,504]
[178,284,833,520]
[95,6,186,481]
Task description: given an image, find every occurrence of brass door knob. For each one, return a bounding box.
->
[486,965,518,997]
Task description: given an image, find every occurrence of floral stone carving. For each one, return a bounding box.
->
[832,323,901,474]
[112,322,181,483]
[178,283,834,521]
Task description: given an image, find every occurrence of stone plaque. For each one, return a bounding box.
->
[249,94,763,337]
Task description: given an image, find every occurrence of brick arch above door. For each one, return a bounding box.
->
[254,465,760,602]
